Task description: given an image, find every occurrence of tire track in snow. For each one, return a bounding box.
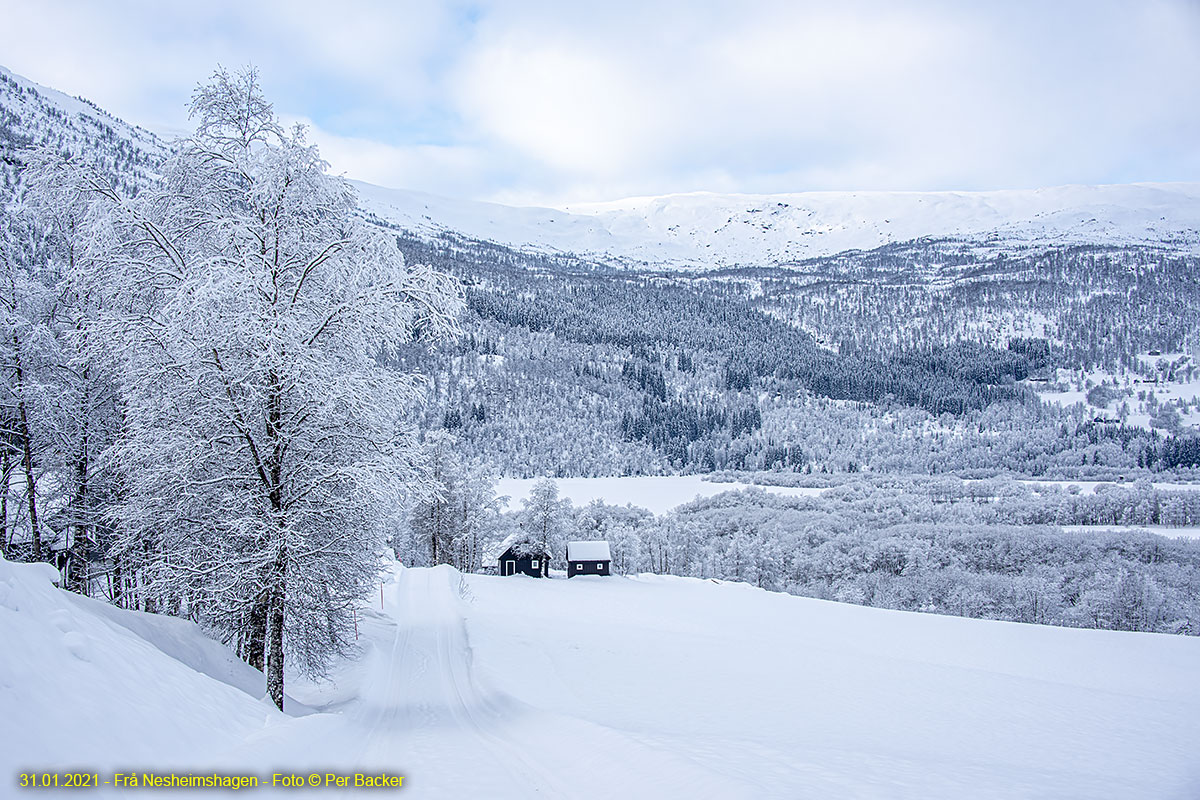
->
[357,566,755,799]
[398,567,572,796]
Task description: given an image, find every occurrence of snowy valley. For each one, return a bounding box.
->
[2,55,1200,800]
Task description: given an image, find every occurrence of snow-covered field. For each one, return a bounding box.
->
[4,555,1199,799]
[496,475,824,515]
[1037,354,1200,432]
[1060,525,1200,540]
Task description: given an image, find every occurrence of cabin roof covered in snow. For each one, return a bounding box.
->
[482,534,519,564]
[566,540,611,561]
[484,533,548,563]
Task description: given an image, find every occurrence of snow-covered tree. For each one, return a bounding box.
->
[66,67,461,709]
[15,158,124,594]
[0,189,74,567]
[407,431,502,571]
[520,478,569,558]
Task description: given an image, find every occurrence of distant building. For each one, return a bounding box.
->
[498,543,548,577]
[481,534,548,577]
[566,541,612,578]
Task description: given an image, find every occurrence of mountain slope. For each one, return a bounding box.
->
[0,64,164,194]
[358,180,1200,270]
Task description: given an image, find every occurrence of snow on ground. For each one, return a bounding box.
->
[0,556,279,774]
[466,572,1200,800]
[4,556,1200,798]
[1060,525,1200,540]
[496,475,823,515]
[1037,355,1200,432]
[357,180,1200,270]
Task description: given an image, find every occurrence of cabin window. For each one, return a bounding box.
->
[576,563,583,569]
[531,559,539,568]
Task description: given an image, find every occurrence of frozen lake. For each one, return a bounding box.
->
[496,475,824,515]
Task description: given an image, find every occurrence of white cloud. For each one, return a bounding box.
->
[2,0,1197,202]
[283,115,495,200]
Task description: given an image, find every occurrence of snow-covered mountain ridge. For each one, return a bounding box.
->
[0,64,164,193]
[3,61,1196,271]
[357,179,1200,270]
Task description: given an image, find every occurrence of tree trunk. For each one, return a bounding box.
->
[12,334,40,561]
[265,367,286,710]
[266,551,286,711]
[67,419,89,594]
[0,445,9,558]
[110,561,122,606]
[246,596,268,672]
[430,503,438,565]
[18,411,39,562]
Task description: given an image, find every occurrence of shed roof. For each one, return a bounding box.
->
[484,533,548,563]
[482,533,521,564]
[566,540,611,561]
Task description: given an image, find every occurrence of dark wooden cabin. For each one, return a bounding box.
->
[498,545,548,578]
[566,540,612,578]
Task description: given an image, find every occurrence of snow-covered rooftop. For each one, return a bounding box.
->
[481,536,513,564]
[566,540,612,561]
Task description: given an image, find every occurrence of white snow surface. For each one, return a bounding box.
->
[1060,525,1200,540]
[497,475,824,514]
[356,180,1200,269]
[566,540,612,561]
[4,555,1200,798]
[0,556,280,772]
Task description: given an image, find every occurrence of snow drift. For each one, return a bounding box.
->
[0,554,278,771]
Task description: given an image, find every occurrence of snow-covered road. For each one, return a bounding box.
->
[229,565,751,798]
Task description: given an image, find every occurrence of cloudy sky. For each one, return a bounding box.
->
[3,0,1198,206]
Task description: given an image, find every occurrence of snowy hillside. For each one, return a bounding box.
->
[0,64,163,192]
[358,179,1200,270]
[4,555,1199,798]
[0,555,281,771]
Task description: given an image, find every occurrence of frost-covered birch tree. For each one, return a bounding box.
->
[521,478,569,558]
[0,200,55,563]
[71,67,461,709]
[407,431,501,571]
[16,160,123,594]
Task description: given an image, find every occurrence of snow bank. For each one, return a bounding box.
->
[0,554,276,772]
